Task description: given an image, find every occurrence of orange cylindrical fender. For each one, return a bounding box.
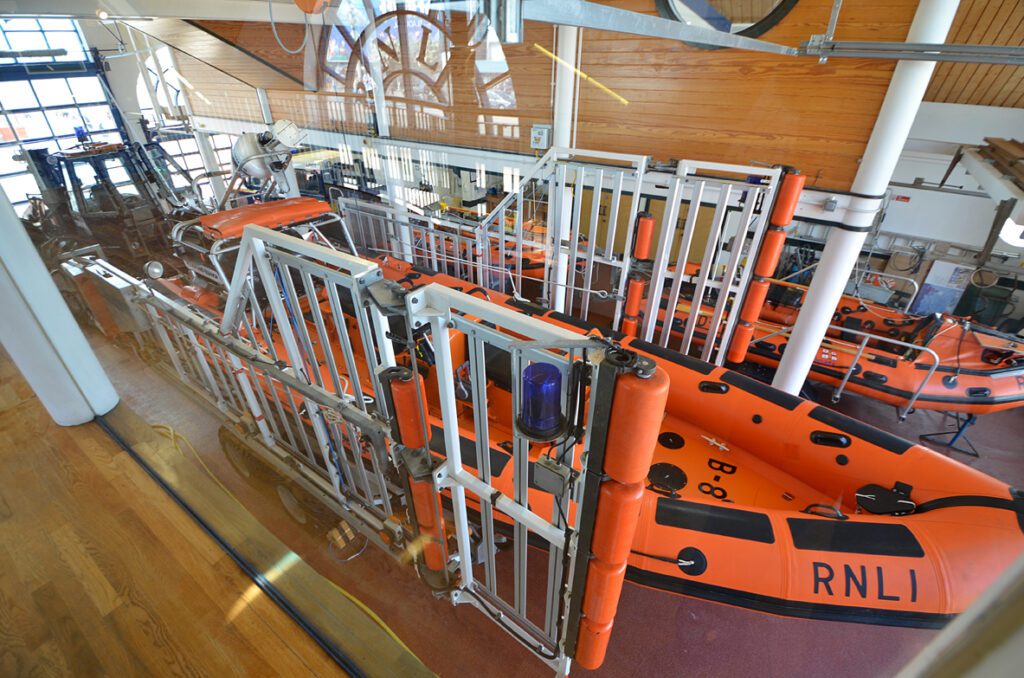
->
[576,365,669,670]
[726,323,755,364]
[582,559,627,624]
[632,212,655,259]
[575,619,614,670]
[621,275,647,339]
[590,481,644,563]
[389,370,447,574]
[741,280,771,324]
[769,171,806,227]
[754,228,787,278]
[727,169,804,363]
[623,277,645,318]
[602,368,670,484]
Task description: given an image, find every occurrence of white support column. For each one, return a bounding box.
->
[551,26,579,149]
[0,189,118,426]
[772,0,961,395]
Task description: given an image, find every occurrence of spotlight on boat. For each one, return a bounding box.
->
[517,362,563,442]
[143,260,164,280]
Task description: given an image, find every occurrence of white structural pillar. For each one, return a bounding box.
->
[548,26,579,311]
[0,189,119,425]
[551,26,579,149]
[772,0,960,395]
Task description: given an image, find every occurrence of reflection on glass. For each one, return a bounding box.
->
[0,80,36,110]
[320,5,521,141]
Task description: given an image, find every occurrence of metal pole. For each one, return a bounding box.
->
[551,26,578,149]
[772,0,960,395]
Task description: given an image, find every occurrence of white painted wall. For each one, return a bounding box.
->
[882,102,1024,254]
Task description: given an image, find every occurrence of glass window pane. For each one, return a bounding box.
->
[45,108,84,137]
[38,19,76,31]
[89,132,122,146]
[177,138,198,154]
[107,166,130,184]
[47,32,88,62]
[0,144,27,175]
[0,32,12,65]
[7,111,50,140]
[1,172,41,204]
[1,19,39,31]
[67,77,104,103]
[0,80,38,110]
[6,32,51,63]
[31,78,74,107]
[80,104,115,132]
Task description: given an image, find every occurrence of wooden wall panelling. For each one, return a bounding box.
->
[189,20,312,85]
[925,0,1024,108]
[577,0,919,190]
[169,51,264,124]
[125,19,307,92]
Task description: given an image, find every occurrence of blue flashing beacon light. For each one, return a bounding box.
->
[518,362,563,441]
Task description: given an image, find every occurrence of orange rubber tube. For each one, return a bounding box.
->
[632,213,656,259]
[621,276,647,339]
[390,371,447,573]
[769,171,806,227]
[576,365,670,670]
[727,169,804,363]
[602,368,671,485]
[754,228,787,278]
[624,277,645,318]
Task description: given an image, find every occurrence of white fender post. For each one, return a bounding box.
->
[549,25,579,313]
[0,188,118,425]
[772,0,961,395]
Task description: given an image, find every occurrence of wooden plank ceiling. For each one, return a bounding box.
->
[125,18,309,92]
[925,0,1024,108]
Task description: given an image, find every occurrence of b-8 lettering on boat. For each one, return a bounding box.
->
[812,562,918,603]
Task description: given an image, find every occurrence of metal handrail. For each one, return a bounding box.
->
[777,263,921,312]
[756,321,941,421]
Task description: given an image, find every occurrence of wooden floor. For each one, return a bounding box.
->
[0,355,345,677]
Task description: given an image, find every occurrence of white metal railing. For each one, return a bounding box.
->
[777,263,922,312]
[642,161,781,366]
[339,147,650,326]
[752,321,941,420]
[71,226,654,674]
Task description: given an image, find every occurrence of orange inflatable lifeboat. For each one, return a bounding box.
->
[139,208,1024,629]
[748,284,1024,414]
[370,258,1024,627]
